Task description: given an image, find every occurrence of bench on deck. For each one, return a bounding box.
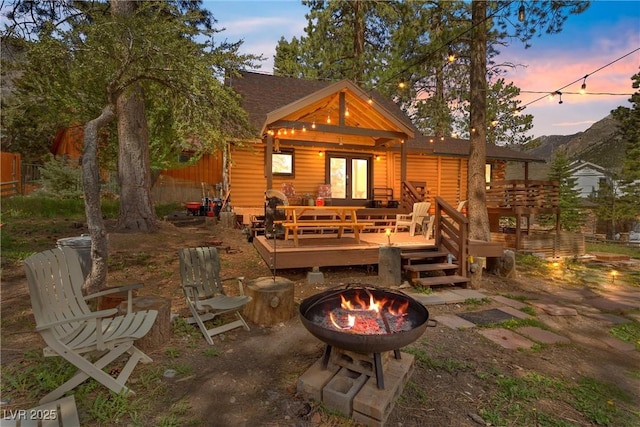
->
[276,220,375,246]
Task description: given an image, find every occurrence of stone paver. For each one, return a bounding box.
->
[476,328,535,350]
[530,302,578,316]
[449,289,486,300]
[516,326,570,344]
[497,306,531,319]
[434,290,469,304]
[406,293,446,306]
[552,290,587,302]
[601,336,637,352]
[582,312,632,325]
[490,295,527,310]
[432,314,476,330]
[586,297,638,312]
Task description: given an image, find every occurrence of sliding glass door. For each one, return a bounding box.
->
[327,154,371,205]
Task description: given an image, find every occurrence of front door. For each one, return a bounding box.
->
[327,153,372,205]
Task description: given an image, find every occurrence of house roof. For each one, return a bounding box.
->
[568,160,609,175]
[229,71,542,163]
[408,136,545,163]
[229,71,417,141]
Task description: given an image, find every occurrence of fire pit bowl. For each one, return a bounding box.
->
[299,285,430,354]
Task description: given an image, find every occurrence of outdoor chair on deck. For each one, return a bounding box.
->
[178,247,251,345]
[23,247,158,404]
[394,202,431,236]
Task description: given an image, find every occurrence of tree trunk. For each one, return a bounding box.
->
[115,83,158,232]
[468,0,491,243]
[468,1,491,289]
[112,0,158,233]
[82,105,115,295]
[352,0,365,82]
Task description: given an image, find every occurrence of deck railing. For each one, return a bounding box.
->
[485,180,559,210]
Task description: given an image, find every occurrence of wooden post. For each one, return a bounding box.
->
[118,295,171,353]
[378,246,401,286]
[243,277,295,326]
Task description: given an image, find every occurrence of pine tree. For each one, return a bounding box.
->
[611,69,640,223]
[546,152,584,232]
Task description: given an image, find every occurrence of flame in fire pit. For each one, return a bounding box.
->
[323,289,410,334]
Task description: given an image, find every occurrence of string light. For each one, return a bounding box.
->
[447,50,456,62]
[518,48,639,111]
[580,75,588,94]
[518,2,525,22]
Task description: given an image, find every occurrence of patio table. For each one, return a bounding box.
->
[275,205,372,246]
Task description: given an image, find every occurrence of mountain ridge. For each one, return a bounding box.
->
[509,114,624,180]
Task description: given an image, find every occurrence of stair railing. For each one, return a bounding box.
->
[434,196,469,278]
[400,181,427,211]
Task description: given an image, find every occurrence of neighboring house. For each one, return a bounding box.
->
[568,160,618,198]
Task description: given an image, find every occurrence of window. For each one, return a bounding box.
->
[272,149,294,176]
[179,151,195,163]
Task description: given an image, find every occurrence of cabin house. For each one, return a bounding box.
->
[212,71,578,269]
[224,71,542,222]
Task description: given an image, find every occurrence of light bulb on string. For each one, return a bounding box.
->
[580,75,588,95]
[518,2,525,22]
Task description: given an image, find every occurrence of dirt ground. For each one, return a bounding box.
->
[1,217,639,426]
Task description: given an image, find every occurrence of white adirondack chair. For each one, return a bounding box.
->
[178,247,251,345]
[394,202,431,236]
[23,247,158,404]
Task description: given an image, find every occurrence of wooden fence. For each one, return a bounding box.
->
[1,152,21,196]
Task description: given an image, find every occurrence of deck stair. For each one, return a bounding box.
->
[401,248,470,289]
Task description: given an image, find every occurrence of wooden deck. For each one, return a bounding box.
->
[253,232,436,270]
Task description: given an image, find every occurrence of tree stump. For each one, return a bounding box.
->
[118,295,171,353]
[220,211,236,228]
[243,277,294,326]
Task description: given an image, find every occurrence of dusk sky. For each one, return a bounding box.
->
[206,0,640,139]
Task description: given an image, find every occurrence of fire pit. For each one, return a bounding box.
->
[299,284,432,389]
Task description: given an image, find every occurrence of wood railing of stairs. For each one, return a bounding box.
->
[400,197,470,289]
[400,181,427,211]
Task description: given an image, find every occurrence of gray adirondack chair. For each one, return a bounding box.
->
[23,247,158,404]
[178,247,251,345]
